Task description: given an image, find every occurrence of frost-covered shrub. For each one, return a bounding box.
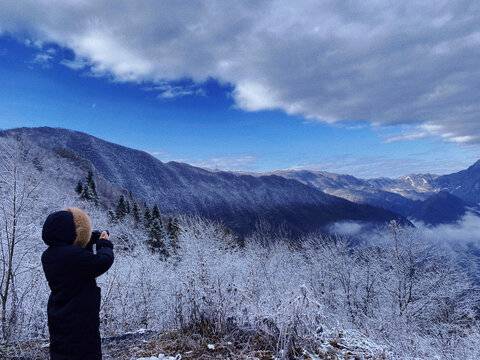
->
[4,207,480,359]
[0,136,478,359]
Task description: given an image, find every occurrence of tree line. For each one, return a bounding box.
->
[75,171,180,256]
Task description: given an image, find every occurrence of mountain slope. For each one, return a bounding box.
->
[409,190,480,225]
[435,160,480,204]
[272,169,421,216]
[366,174,439,200]
[1,127,409,235]
[272,166,480,224]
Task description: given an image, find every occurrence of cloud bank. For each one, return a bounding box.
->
[414,213,480,244]
[331,213,480,245]
[1,1,480,142]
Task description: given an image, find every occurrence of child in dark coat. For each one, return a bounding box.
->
[41,207,114,360]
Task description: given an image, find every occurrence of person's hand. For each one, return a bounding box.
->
[100,231,109,240]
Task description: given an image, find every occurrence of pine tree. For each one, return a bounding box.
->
[132,202,141,228]
[80,182,90,201]
[148,217,167,255]
[115,195,128,221]
[75,181,83,195]
[125,200,130,214]
[152,204,161,220]
[167,217,180,255]
[167,217,180,239]
[86,171,97,196]
[107,209,116,223]
[144,206,152,229]
[80,170,99,205]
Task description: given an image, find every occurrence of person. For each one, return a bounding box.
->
[41,207,114,360]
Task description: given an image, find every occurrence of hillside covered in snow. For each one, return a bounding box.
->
[0,132,479,359]
[1,127,410,236]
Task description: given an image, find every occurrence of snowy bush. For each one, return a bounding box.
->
[0,136,479,359]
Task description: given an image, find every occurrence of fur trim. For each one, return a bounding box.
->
[66,207,92,248]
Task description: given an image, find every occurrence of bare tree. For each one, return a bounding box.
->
[0,137,41,340]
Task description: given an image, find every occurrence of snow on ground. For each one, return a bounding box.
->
[137,355,181,360]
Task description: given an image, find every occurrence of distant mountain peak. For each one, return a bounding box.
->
[409,190,478,225]
[467,159,480,170]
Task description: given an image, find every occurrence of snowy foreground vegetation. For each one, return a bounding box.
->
[1,137,480,359]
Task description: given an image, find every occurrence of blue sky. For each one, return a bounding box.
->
[1,1,479,178]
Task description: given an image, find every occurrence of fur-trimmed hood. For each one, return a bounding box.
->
[42,207,92,248]
[66,207,92,248]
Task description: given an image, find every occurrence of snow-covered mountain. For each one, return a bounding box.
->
[272,165,480,223]
[0,127,408,236]
[435,160,480,204]
[367,173,439,200]
[271,170,422,216]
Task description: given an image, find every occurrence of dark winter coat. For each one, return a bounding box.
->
[41,210,114,360]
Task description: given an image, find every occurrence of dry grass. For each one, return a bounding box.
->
[3,327,382,360]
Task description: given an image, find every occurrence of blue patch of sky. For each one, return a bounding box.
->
[0,34,477,177]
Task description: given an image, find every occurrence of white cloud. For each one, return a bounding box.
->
[329,221,366,236]
[330,214,480,252]
[1,1,480,143]
[24,38,42,48]
[60,57,91,71]
[413,213,480,244]
[232,81,281,112]
[151,82,206,100]
[31,52,54,67]
[187,155,259,171]
[289,153,478,179]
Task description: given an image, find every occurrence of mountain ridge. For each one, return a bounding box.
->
[270,165,480,223]
[7,126,480,227]
[1,127,409,236]
[4,126,479,227]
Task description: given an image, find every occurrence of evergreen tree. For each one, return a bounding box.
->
[125,200,131,214]
[143,206,152,229]
[80,182,90,200]
[80,170,99,205]
[167,217,180,255]
[167,217,180,239]
[132,202,141,228]
[152,204,161,220]
[115,195,128,221]
[75,181,83,195]
[107,209,116,223]
[148,217,167,255]
[85,171,98,200]
[86,170,97,196]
